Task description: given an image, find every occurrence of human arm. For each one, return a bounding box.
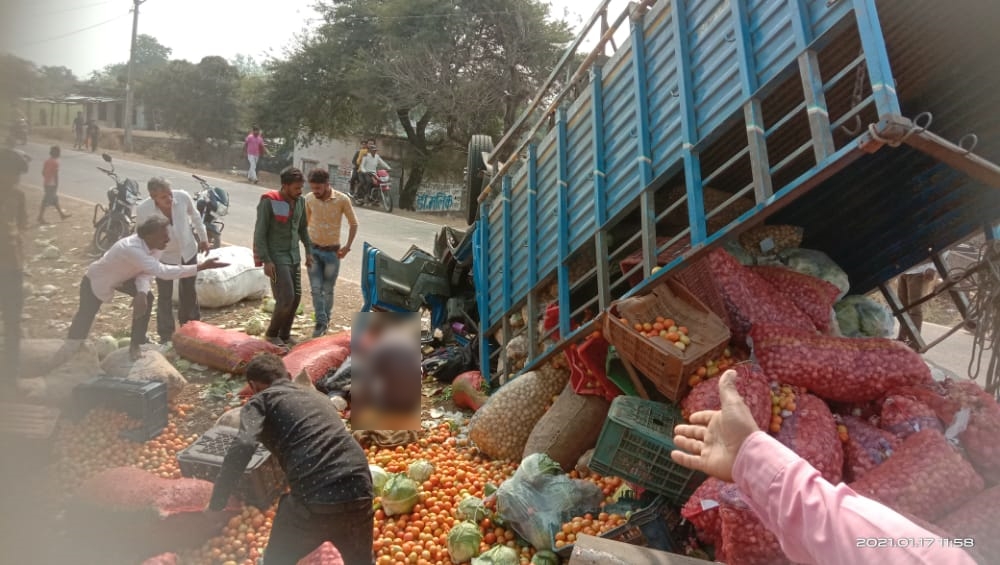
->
[671,371,978,565]
[378,156,391,171]
[208,399,266,510]
[298,199,312,267]
[253,197,272,267]
[340,200,359,258]
[185,192,210,253]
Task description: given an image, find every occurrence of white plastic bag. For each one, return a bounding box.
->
[172,246,270,308]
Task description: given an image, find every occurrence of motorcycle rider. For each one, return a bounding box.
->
[358,143,390,201]
[349,139,369,197]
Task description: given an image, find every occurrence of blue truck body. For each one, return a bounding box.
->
[472,0,1000,383]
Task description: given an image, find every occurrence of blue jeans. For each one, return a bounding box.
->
[308,248,341,328]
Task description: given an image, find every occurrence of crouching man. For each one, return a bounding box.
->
[65,217,226,360]
[208,353,375,565]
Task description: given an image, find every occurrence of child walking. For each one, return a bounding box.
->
[39,146,71,224]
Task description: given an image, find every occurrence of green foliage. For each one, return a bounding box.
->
[89,34,172,92]
[260,0,572,209]
[144,56,240,143]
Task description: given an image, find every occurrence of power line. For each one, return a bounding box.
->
[15,12,130,48]
[31,0,116,17]
[306,8,545,23]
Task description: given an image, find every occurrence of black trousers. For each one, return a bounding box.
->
[266,263,301,341]
[67,276,152,346]
[262,495,374,565]
[156,254,200,342]
[0,269,23,381]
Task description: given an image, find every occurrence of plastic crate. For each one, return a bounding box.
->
[554,495,686,559]
[589,396,706,506]
[605,278,730,402]
[176,426,286,508]
[72,377,168,442]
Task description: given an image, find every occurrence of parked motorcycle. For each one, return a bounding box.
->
[192,174,230,249]
[92,153,141,253]
[354,169,393,213]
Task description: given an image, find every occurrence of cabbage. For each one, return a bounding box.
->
[456,496,489,522]
[94,335,119,360]
[381,473,420,516]
[472,545,519,565]
[369,465,390,495]
[835,295,893,338]
[407,460,435,483]
[447,521,483,563]
[245,316,266,336]
[531,550,560,565]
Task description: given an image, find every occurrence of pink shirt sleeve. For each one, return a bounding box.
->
[732,431,978,565]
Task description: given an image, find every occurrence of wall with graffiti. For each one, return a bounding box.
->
[414,182,463,213]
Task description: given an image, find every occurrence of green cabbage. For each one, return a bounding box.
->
[407,459,435,483]
[531,550,560,565]
[381,473,420,516]
[369,465,390,496]
[447,521,483,563]
[472,545,519,565]
[457,496,489,522]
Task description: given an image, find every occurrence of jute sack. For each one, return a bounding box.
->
[523,382,611,471]
[469,363,569,461]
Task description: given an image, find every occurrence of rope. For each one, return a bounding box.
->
[944,242,1000,399]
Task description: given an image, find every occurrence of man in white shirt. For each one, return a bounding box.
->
[66,217,226,360]
[357,144,391,198]
[136,177,210,343]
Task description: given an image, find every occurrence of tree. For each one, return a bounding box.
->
[89,34,171,91]
[143,56,240,144]
[35,66,78,97]
[231,54,268,130]
[261,0,571,210]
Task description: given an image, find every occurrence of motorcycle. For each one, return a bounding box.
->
[354,169,393,213]
[192,174,230,249]
[92,153,141,253]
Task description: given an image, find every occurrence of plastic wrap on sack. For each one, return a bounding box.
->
[495,453,605,550]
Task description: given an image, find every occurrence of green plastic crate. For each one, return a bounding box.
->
[589,396,705,506]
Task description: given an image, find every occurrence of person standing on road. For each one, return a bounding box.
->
[72,112,85,150]
[87,120,100,153]
[208,353,374,565]
[358,143,390,199]
[304,168,358,338]
[253,167,313,348]
[0,149,30,384]
[65,217,226,361]
[244,125,267,184]
[895,252,950,347]
[136,177,210,344]
[38,145,71,224]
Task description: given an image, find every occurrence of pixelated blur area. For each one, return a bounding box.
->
[350,312,422,431]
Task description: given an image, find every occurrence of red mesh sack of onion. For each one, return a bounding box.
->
[849,429,984,521]
[718,484,792,565]
[706,248,816,343]
[749,323,932,403]
[838,415,900,482]
[880,394,944,439]
[936,484,1000,563]
[751,265,842,334]
[681,364,772,430]
[774,392,843,484]
[681,477,725,546]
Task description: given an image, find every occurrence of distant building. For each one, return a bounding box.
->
[19,95,152,130]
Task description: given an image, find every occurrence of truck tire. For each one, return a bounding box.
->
[466,134,494,225]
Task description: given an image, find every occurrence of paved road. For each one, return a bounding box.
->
[15,142,443,288]
[922,322,991,385]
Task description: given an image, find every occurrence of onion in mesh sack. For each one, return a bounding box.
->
[942,380,1000,485]
[838,415,901,482]
[849,429,984,521]
[681,365,772,430]
[880,394,944,440]
[750,324,932,403]
[718,484,792,565]
[774,393,843,484]
[751,265,842,334]
[936,484,1000,563]
[681,477,725,545]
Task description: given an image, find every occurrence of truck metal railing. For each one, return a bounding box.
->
[474,0,1000,388]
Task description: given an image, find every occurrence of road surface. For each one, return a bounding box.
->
[15,142,444,289]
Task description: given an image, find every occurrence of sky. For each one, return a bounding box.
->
[0,0,631,79]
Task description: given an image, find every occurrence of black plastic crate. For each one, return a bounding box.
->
[555,495,689,559]
[72,377,168,442]
[177,426,286,508]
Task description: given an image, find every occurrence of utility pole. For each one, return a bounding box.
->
[123,0,145,153]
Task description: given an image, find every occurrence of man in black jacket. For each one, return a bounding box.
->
[208,353,374,565]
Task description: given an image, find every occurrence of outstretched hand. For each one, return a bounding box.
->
[670,369,759,482]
